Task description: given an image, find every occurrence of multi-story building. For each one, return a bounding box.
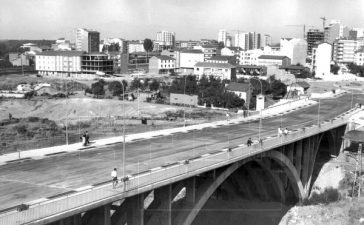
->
[175,40,199,49]
[179,49,204,73]
[81,53,113,75]
[156,30,175,49]
[206,55,238,65]
[193,45,217,61]
[306,29,324,55]
[354,47,364,66]
[248,32,262,50]
[218,29,227,45]
[239,49,264,65]
[128,40,145,53]
[333,39,358,63]
[312,43,332,77]
[263,34,272,47]
[194,62,236,80]
[149,55,175,74]
[101,38,128,54]
[234,32,248,50]
[280,38,307,65]
[257,55,291,67]
[35,51,83,77]
[353,28,364,38]
[221,47,242,64]
[75,28,100,53]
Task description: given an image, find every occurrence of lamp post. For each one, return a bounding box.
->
[183,75,188,127]
[120,81,126,180]
[317,98,321,126]
[248,77,263,140]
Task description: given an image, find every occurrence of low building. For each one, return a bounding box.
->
[149,55,176,74]
[287,81,310,96]
[258,55,291,66]
[236,65,267,76]
[193,62,236,80]
[8,53,30,66]
[225,82,251,102]
[170,93,198,106]
[278,65,306,76]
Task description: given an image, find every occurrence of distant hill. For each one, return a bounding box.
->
[0,39,55,58]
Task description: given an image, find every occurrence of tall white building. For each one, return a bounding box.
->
[312,43,332,77]
[75,28,100,53]
[156,30,175,48]
[218,29,227,45]
[280,38,307,65]
[333,39,358,63]
[234,32,248,50]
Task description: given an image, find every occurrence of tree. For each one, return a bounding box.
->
[330,64,340,75]
[91,81,105,98]
[149,79,160,91]
[218,41,225,49]
[108,81,123,96]
[143,39,154,63]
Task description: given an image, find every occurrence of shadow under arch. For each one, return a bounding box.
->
[173,150,304,225]
[307,130,337,195]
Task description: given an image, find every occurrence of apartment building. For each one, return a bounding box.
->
[149,55,176,74]
[76,28,100,53]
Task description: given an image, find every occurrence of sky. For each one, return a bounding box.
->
[1,0,364,43]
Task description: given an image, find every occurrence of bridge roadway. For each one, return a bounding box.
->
[0,94,362,211]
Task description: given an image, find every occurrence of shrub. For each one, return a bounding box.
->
[15,125,27,135]
[27,117,39,122]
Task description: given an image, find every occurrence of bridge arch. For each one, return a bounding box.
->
[175,150,304,225]
[307,130,337,195]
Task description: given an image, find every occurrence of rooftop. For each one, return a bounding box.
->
[225,47,243,52]
[258,55,289,60]
[208,55,236,61]
[36,51,85,57]
[279,65,305,70]
[153,55,175,61]
[294,81,310,89]
[226,82,250,92]
[181,49,204,54]
[194,62,235,69]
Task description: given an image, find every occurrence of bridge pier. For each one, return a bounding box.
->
[146,185,172,225]
[126,194,145,225]
[82,205,111,225]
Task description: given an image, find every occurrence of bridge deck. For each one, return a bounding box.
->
[0,94,362,211]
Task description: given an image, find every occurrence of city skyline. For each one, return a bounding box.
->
[1,0,364,42]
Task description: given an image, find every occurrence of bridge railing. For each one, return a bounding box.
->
[0,108,360,225]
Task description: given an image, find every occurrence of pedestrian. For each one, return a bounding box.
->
[226,113,230,122]
[111,168,118,188]
[278,126,283,137]
[247,138,252,146]
[80,132,86,146]
[284,128,289,135]
[85,131,90,145]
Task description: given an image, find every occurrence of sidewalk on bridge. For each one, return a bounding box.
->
[0,98,318,165]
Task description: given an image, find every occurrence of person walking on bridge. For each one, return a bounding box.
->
[111,168,118,188]
[278,126,283,137]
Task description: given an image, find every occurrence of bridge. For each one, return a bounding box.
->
[0,95,362,225]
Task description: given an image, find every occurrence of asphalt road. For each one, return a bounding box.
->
[0,94,362,210]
